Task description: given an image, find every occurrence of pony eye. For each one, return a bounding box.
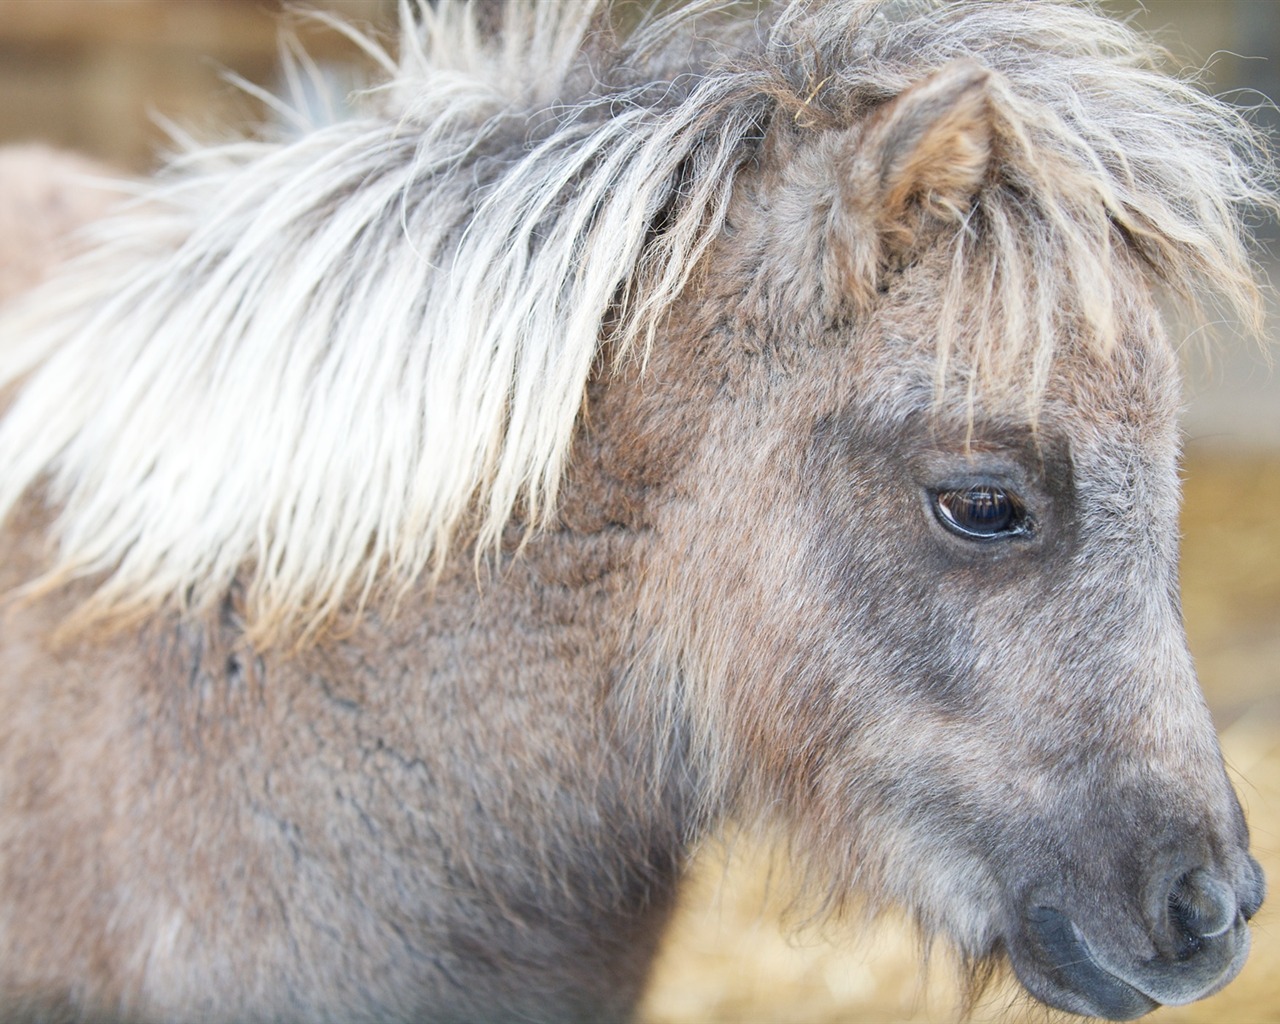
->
[933,486,1027,540]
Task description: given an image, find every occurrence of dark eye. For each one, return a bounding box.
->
[933,485,1028,540]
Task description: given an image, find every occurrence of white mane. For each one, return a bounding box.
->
[0,0,1270,641]
[0,1,758,639]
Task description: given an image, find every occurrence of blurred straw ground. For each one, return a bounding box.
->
[0,1,1277,1021]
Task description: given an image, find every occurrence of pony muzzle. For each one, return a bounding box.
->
[1013,857,1263,1020]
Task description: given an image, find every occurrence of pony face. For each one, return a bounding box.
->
[627,60,1263,1019]
[636,242,1258,1021]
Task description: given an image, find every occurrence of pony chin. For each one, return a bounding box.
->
[774,812,1008,981]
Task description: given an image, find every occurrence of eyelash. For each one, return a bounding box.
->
[932,485,1030,540]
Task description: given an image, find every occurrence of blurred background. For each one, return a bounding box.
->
[0,1,1276,1020]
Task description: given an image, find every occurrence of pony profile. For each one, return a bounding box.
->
[0,1,1273,1020]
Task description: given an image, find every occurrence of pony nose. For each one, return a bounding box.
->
[1155,854,1263,956]
[1168,868,1238,941]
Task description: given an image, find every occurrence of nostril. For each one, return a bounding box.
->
[1169,868,1237,941]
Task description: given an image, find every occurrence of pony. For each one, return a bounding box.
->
[0,1,1273,1020]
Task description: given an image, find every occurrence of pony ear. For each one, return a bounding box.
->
[829,60,994,306]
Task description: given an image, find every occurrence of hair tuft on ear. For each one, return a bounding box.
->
[872,60,994,227]
[826,60,996,309]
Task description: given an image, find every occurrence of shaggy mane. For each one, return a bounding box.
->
[0,0,1271,641]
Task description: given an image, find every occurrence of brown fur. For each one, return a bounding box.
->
[0,3,1272,1021]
